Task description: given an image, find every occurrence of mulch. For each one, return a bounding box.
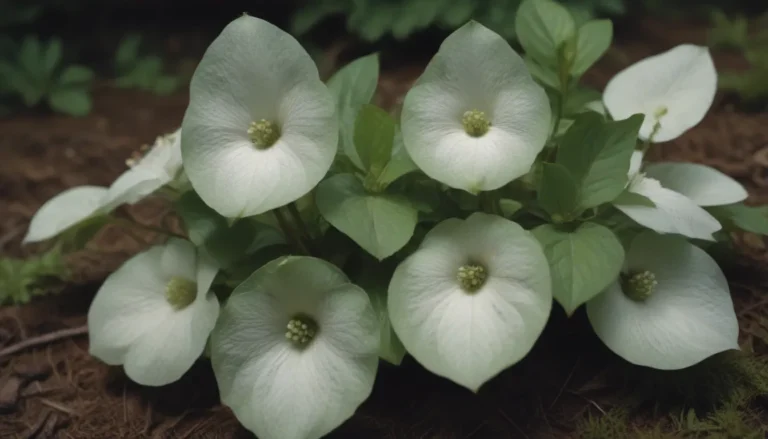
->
[1,16,768,439]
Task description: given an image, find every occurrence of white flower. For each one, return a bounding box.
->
[23,186,109,244]
[603,44,717,143]
[613,151,723,241]
[210,256,379,439]
[587,232,739,370]
[181,15,338,218]
[23,129,185,244]
[400,21,551,194]
[643,161,747,207]
[388,213,552,391]
[104,128,184,209]
[87,239,220,386]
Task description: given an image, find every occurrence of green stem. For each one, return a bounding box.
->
[273,209,310,256]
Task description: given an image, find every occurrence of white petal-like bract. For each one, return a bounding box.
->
[88,239,220,386]
[181,15,337,218]
[603,44,716,142]
[388,213,552,391]
[615,177,721,240]
[23,185,109,244]
[104,128,183,209]
[400,21,551,193]
[644,162,747,207]
[587,232,739,369]
[211,256,379,439]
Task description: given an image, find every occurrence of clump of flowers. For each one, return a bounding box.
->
[22,3,768,438]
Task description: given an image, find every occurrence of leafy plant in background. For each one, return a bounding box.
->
[708,10,768,106]
[0,0,43,29]
[113,34,181,96]
[0,247,68,305]
[291,0,626,42]
[18,1,768,438]
[0,35,94,116]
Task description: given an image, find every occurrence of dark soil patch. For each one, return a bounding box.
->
[1,16,768,439]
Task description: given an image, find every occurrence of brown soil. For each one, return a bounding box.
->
[1,16,768,439]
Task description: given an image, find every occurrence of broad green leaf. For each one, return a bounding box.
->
[175,191,227,246]
[206,219,284,269]
[613,190,656,208]
[439,0,476,27]
[59,215,110,251]
[48,88,92,116]
[556,112,644,208]
[357,264,406,365]
[563,86,602,115]
[152,76,180,95]
[538,163,579,221]
[376,130,419,187]
[327,53,379,169]
[57,65,94,86]
[532,222,624,315]
[708,203,768,235]
[500,199,523,216]
[291,0,347,35]
[19,36,43,79]
[354,104,395,175]
[44,38,62,75]
[572,20,612,75]
[525,56,559,89]
[515,0,576,67]
[316,173,417,260]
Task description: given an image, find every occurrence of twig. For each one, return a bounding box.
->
[40,398,79,417]
[0,325,88,359]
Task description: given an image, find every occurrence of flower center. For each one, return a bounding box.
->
[462,110,491,137]
[622,270,658,302]
[165,276,197,310]
[457,264,488,293]
[285,314,318,346]
[248,119,281,148]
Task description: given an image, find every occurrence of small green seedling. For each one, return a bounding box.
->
[114,34,180,95]
[0,35,95,116]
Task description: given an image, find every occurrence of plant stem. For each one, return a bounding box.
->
[0,325,88,359]
[273,209,310,255]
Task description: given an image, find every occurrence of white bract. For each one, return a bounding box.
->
[388,213,552,392]
[23,186,109,244]
[181,15,338,218]
[105,128,184,209]
[613,151,723,241]
[603,44,717,142]
[210,256,380,439]
[400,21,551,194]
[23,129,185,244]
[87,239,220,386]
[587,232,739,369]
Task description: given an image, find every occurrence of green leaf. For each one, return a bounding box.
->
[515,0,576,67]
[376,130,419,187]
[354,104,396,175]
[316,173,418,260]
[532,222,624,315]
[538,162,579,221]
[525,56,559,89]
[57,65,94,86]
[613,190,656,208]
[115,34,142,71]
[152,76,180,95]
[500,199,524,217]
[0,247,68,305]
[19,36,43,79]
[48,87,92,116]
[206,220,284,269]
[357,265,406,365]
[291,0,347,35]
[563,86,602,115]
[708,203,768,235]
[44,37,63,75]
[556,112,644,208]
[327,53,380,169]
[175,191,227,246]
[58,215,110,251]
[572,20,612,75]
[439,1,476,27]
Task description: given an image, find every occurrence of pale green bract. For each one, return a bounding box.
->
[388,213,552,391]
[180,15,338,218]
[400,20,551,193]
[210,256,379,439]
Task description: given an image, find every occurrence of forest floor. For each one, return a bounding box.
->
[1,16,768,439]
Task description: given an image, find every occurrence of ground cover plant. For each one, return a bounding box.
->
[15,0,768,438]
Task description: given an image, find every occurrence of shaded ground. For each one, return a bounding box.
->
[2,16,768,439]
